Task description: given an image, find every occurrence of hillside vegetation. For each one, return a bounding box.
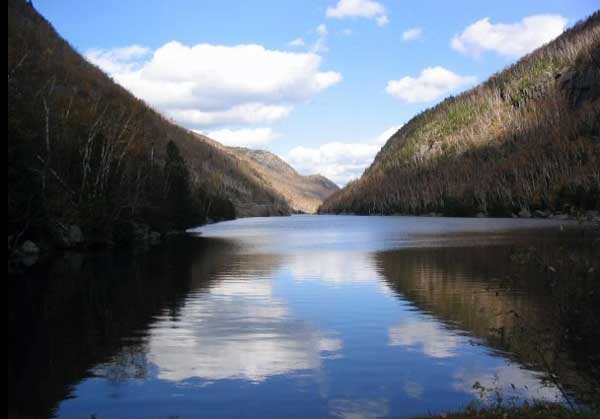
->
[8,0,290,250]
[226,147,339,213]
[320,12,600,217]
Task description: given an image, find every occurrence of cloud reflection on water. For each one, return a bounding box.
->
[146,276,342,383]
[389,317,463,358]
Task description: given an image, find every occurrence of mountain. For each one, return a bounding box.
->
[320,12,600,217]
[8,0,290,248]
[225,147,339,213]
[188,132,339,213]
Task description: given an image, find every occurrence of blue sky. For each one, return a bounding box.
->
[35,0,598,184]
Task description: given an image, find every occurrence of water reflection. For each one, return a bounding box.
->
[9,216,599,419]
[329,398,390,419]
[288,251,380,284]
[375,243,599,405]
[452,363,562,403]
[146,277,342,383]
[388,316,462,359]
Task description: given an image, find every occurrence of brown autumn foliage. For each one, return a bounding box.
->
[320,12,600,216]
[8,0,290,247]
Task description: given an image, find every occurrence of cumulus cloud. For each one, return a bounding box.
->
[402,27,423,41]
[286,125,401,185]
[203,127,277,148]
[326,0,389,26]
[170,103,292,127]
[288,142,379,185]
[85,42,341,130]
[386,66,476,103]
[85,45,150,74]
[451,14,567,58]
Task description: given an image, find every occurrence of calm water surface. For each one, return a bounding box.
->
[9,215,599,419]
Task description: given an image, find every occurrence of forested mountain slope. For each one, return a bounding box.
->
[8,0,289,248]
[320,12,600,217]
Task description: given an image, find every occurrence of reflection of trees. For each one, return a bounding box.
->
[8,236,240,419]
[377,246,541,345]
[374,241,600,406]
[94,344,151,382]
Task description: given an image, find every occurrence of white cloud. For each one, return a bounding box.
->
[288,37,305,47]
[85,42,341,129]
[288,142,379,185]
[85,45,150,74]
[316,23,328,36]
[170,103,292,127]
[316,71,342,88]
[374,125,400,144]
[376,15,389,27]
[308,24,330,54]
[285,125,402,185]
[289,24,331,54]
[341,28,353,36]
[386,66,476,103]
[451,14,567,58]
[326,0,389,26]
[204,127,278,148]
[402,27,423,41]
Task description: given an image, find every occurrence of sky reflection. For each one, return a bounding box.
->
[49,216,582,418]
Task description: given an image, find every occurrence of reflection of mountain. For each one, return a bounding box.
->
[374,243,600,404]
[377,246,540,341]
[9,237,243,418]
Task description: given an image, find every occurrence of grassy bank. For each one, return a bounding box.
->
[415,404,599,419]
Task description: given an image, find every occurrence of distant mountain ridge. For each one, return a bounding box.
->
[225,147,340,213]
[320,12,600,217]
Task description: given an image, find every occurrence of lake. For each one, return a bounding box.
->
[9,215,599,419]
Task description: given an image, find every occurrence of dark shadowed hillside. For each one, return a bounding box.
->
[320,12,600,217]
[225,147,339,213]
[8,0,290,250]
